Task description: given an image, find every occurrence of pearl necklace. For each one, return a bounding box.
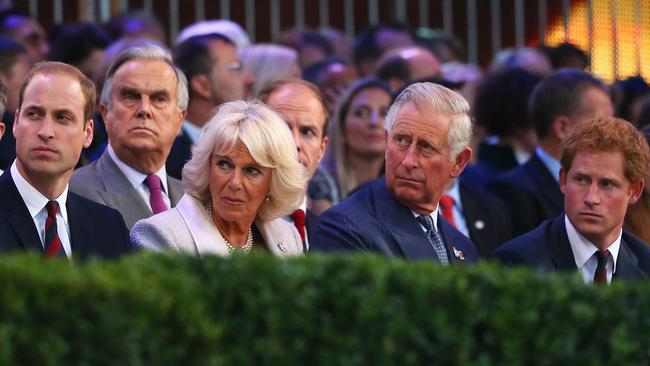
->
[205,201,254,254]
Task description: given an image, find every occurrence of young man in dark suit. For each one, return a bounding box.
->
[0,62,131,260]
[313,82,479,264]
[494,117,650,283]
[488,70,614,236]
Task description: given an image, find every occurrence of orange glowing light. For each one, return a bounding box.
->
[545,0,649,82]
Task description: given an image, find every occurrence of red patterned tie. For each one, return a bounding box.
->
[593,249,610,284]
[44,201,64,257]
[145,175,167,214]
[439,194,457,228]
[291,209,306,242]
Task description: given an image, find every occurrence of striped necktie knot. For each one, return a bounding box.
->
[44,200,64,258]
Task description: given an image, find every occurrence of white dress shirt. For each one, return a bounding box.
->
[182,120,202,144]
[11,162,72,258]
[565,215,621,284]
[106,145,171,211]
[284,196,309,250]
[535,146,561,183]
[413,206,441,232]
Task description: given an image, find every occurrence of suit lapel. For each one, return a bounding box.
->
[66,193,94,261]
[95,152,151,226]
[305,209,318,251]
[458,182,481,240]
[548,216,579,271]
[372,179,438,260]
[0,171,42,252]
[167,176,184,207]
[614,239,646,281]
[527,155,564,213]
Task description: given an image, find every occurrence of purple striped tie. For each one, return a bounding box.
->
[145,175,167,214]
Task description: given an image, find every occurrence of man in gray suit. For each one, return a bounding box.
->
[71,44,187,229]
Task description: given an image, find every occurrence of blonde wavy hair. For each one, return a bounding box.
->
[182,100,307,220]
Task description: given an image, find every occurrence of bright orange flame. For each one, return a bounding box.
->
[545,0,648,83]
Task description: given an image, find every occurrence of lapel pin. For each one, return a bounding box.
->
[474,220,485,230]
[453,246,465,260]
[277,242,288,253]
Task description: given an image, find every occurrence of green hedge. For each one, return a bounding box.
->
[0,253,648,365]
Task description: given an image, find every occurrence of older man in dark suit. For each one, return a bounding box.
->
[0,62,130,260]
[494,117,650,283]
[313,82,479,264]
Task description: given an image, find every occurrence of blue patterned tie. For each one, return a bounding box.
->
[416,215,449,265]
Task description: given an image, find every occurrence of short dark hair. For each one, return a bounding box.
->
[173,32,234,98]
[0,7,30,35]
[0,84,6,117]
[353,24,410,70]
[258,78,330,138]
[302,56,350,86]
[0,36,26,75]
[547,42,589,70]
[48,22,111,67]
[376,56,411,84]
[474,67,542,137]
[529,69,607,139]
[299,31,334,57]
[19,62,96,121]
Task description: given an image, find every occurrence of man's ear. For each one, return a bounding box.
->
[450,147,472,178]
[13,109,19,134]
[0,122,5,140]
[82,119,94,149]
[190,75,213,100]
[99,103,108,123]
[559,167,568,194]
[317,135,328,165]
[551,115,572,141]
[628,179,644,204]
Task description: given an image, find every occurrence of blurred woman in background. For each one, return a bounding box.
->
[314,78,392,209]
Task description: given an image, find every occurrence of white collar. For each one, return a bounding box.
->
[182,119,202,144]
[412,206,440,232]
[11,161,69,220]
[299,196,307,212]
[565,215,620,273]
[535,146,561,183]
[107,145,169,194]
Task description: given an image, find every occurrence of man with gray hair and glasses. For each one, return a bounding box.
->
[71,43,187,229]
[313,82,479,264]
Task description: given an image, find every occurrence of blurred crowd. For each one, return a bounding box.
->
[0,6,648,283]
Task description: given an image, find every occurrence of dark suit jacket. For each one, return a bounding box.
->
[461,142,520,187]
[70,151,184,230]
[305,208,318,252]
[458,180,513,257]
[166,129,193,180]
[0,111,16,171]
[488,153,563,237]
[0,170,131,260]
[493,215,650,281]
[313,178,479,264]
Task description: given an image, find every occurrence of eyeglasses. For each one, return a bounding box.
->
[219,61,244,72]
